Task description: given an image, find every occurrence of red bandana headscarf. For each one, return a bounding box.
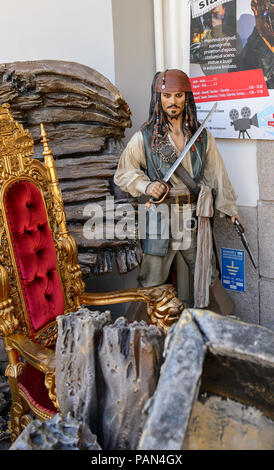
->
[155,69,192,93]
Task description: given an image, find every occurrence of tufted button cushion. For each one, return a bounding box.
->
[4,180,64,332]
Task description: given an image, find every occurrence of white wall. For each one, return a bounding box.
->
[112,0,156,141]
[217,139,259,207]
[0,0,115,83]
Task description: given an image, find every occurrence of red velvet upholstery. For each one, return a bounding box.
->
[18,364,57,415]
[4,180,64,332]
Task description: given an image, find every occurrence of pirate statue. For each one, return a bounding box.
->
[114,69,241,315]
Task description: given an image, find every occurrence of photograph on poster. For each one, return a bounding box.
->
[189,0,274,140]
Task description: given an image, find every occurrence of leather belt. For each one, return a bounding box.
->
[167,193,197,205]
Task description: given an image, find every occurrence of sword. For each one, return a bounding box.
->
[233,219,257,270]
[146,101,217,208]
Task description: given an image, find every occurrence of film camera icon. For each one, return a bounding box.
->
[229,107,259,139]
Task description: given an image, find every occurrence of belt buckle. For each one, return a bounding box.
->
[175,193,191,206]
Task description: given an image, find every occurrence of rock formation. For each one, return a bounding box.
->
[0,374,11,445]
[55,308,112,436]
[0,60,141,277]
[7,308,274,450]
[98,317,164,450]
[138,309,274,450]
[9,413,101,450]
[55,309,165,450]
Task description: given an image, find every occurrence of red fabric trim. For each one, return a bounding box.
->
[18,383,56,417]
[18,364,57,415]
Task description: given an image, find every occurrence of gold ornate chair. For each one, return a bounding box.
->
[0,104,183,440]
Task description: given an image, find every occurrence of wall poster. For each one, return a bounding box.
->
[189,0,274,139]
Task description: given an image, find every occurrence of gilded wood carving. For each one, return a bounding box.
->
[0,103,83,438]
[0,104,84,343]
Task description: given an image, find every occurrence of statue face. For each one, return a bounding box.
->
[252,0,274,46]
[161,92,186,120]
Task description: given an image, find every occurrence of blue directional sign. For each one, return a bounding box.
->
[221,248,245,292]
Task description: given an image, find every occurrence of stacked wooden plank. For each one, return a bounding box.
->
[0,60,142,276]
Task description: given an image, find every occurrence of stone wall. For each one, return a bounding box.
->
[214,139,274,331]
[214,206,260,325]
[257,140,274,330]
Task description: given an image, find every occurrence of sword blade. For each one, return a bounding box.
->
[163,102,217,183]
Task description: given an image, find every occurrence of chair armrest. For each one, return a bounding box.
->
[80,286,158,305]
[80,284,184,333]
[6,333,55,374]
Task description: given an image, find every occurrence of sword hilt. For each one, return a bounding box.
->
[145,179,170,209]
[234,219,245,234]
[226,216,244,233]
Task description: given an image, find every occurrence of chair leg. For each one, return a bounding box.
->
[8,388,31,441]
[4,342,30,441]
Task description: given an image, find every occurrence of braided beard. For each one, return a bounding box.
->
[170,114,180,120]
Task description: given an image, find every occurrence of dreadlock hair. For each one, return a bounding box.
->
[141,72,200,153]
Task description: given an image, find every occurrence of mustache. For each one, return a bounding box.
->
[167,104,181,109]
